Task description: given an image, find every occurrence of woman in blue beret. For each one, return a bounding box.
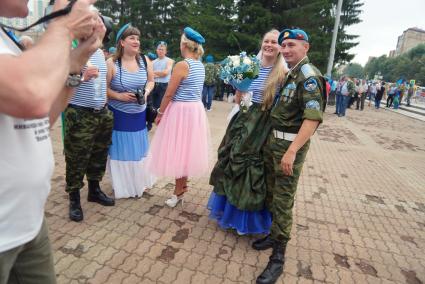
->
[208,29,287,235]
[106,24,156,199]
[147,27,210,207]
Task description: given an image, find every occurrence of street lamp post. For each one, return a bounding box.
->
[326,0,343,78]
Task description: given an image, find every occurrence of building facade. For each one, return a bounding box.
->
[0,0,49,40]
[395,27,425,56]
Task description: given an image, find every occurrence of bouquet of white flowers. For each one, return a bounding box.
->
[220,52,260,92]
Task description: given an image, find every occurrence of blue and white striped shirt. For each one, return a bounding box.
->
[153,57,172,83]
[109,58,147,113]
[249,66,273,104]
[70,49,107,109]
[172,59,205,102]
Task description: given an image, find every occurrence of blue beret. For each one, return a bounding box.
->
[156,41,167,48]
[278,29,309,45]
[184,27,205,44]
[147,52,158,60]
[205,54,214,63]
[116,23,131,44]
[108,47,116,54]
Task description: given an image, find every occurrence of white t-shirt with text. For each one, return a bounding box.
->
[0,29,54,253]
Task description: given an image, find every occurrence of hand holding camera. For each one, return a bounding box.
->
[134,88,146,105]
[119,92,138,103]
[52,0,97,40]
[69,13,106,74]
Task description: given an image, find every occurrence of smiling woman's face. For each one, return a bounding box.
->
[0,0,29,18]
[261,32,280,60]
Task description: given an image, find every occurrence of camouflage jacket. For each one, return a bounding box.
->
[204,63,219,86]
[271,57,325,134]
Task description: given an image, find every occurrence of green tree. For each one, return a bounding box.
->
[364,44,425,85]
[235,0,363,72]
[343,63,364,78]
[96,0,364,71]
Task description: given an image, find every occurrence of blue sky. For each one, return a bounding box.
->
[346,0,425,66]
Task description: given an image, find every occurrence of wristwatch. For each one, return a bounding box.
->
[66,73,83,88]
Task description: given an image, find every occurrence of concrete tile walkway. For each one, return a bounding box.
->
[47,101,425,283]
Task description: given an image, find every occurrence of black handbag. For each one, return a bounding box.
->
[146,104,157,123]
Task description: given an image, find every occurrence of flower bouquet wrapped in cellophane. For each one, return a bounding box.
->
[221,52,260,120]
[219,51,260,92]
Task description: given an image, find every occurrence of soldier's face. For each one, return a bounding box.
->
[281,39,309,67]
[0,0,29,18]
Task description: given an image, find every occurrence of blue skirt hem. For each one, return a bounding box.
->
[207,192,271,235]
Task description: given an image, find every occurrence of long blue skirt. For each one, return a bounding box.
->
[207,192,272,235]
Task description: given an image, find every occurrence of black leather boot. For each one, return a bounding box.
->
[256,241,286,284]
[252,234,275,250]
[87,180,115,206]
[69,191,83,222]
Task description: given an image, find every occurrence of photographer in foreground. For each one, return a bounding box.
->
[0,0,103,283]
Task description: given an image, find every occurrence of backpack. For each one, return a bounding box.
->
[204,63,218,86]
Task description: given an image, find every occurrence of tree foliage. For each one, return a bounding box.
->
[364,44,425,85]
[343,63,364,78]
[96,0,363,72]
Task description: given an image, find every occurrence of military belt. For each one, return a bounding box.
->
[273,130,297,142]
[68,104,107,114]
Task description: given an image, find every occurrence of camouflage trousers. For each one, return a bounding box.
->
[64,106,113,193]
[264,134,310,243]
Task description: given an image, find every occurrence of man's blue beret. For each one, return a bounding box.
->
[278,29,309,45]
[205,54,214,63]
[147,52,158,60]
[157,41,167,48]
[184,27,205,44]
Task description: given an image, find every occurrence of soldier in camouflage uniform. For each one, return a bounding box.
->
[253,29,326,284]
[64,47,115,222]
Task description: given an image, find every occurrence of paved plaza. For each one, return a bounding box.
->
[47,101,425,284]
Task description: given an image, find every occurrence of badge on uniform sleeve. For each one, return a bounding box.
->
[306,100,320,110]
[304,78,318,92]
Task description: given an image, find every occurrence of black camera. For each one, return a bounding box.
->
[134,88,146,105]
[44,1,113,44]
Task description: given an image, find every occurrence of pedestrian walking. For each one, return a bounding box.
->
[356,79,367,110]
[375,82,385,109]
[386,84,396,108]
[202,54,219,111]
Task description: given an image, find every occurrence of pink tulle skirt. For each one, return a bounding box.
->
[147,101,210,178]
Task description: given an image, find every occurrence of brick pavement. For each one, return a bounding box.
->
[47,101,425,284]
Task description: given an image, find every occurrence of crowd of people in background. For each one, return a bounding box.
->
[326,75,421,118]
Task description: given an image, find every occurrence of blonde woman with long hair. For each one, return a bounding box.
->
[208,29,287,234]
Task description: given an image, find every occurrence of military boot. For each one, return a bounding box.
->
[69,191,83,222]
[252,234,275,250]
[256,241,286,284]
[87,180,115,206]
